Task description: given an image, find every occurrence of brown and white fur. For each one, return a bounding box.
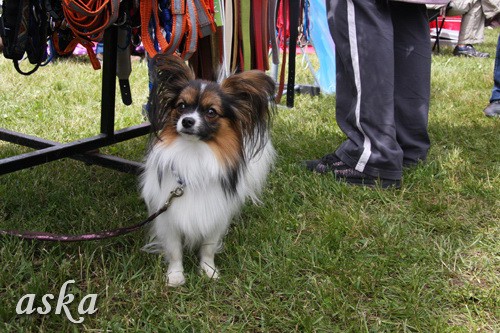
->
[140,54,276,287]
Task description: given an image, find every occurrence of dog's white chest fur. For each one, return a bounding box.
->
[140,137,275,272]
[140,137,274,286]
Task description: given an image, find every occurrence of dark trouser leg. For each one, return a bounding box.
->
[491,34,500,102]
[391,3,431,166]
[326,1,431,178]
[326,0,402,180]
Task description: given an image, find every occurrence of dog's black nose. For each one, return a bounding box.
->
[182,117,195,128]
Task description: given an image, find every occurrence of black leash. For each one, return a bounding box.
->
[0,186,184,242]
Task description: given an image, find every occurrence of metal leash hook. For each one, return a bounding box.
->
[163,185,185,210]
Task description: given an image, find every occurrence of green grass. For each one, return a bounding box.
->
[1,30,499,332]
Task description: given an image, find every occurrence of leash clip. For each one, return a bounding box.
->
[171,186,184,198]
[163,185,184,209]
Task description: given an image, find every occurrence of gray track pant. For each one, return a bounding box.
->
[326,0,431,180]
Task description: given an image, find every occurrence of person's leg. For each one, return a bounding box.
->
[449,0,490,57]
[391,2,431,166]
[491,35,500,102]
[484,35,500,117]
[480,0,500,21]
[326,0,402,182]
[457,0,485,45]
[447,0,492,58]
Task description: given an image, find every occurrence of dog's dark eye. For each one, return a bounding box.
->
[177,102,186,111]
[206,108,218,119]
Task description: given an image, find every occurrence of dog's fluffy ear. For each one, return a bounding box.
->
[221,71,276,145]
[147,54,195,133]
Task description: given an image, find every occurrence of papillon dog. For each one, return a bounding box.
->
[140,54,276,287]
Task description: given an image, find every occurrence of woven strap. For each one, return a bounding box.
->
[140,0,215,59]
[252,0,269,71]
[182,0,199,59]
[117,26,132,105]
[240,0,251,71]
[169,0,188,54]
[222,0,233,75]
[62,0,119,41]
[51,29,101,70]
[1,0,49,75]
[0,0,30,61]
[61,0,120,69]
[275,0,288,103]
[261,0,270,70]
[141,0,178,57]
[231,0,240,72]
[194,0,216,37]
[268,0,279,65]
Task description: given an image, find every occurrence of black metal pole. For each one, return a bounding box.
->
[100,26,118,136]
[286,0,300,108]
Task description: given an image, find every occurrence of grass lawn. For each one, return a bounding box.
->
[0,29,499,332]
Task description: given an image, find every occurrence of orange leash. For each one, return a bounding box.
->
[140,0,215,59]
[52,30,101,70]
[61,0,120,69]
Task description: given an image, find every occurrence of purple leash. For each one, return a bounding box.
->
[0,186,184,242]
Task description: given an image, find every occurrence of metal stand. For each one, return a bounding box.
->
[285,0,322,107]
[0,26,150,176]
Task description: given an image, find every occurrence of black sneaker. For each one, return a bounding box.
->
[304,153,348,174]
[453,44,489,58]
[333,167,401,189]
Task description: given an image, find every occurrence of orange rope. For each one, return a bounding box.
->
[61,0,120,69]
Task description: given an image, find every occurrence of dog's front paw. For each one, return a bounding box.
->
[166,271,185,287]
[200,262,219,280]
